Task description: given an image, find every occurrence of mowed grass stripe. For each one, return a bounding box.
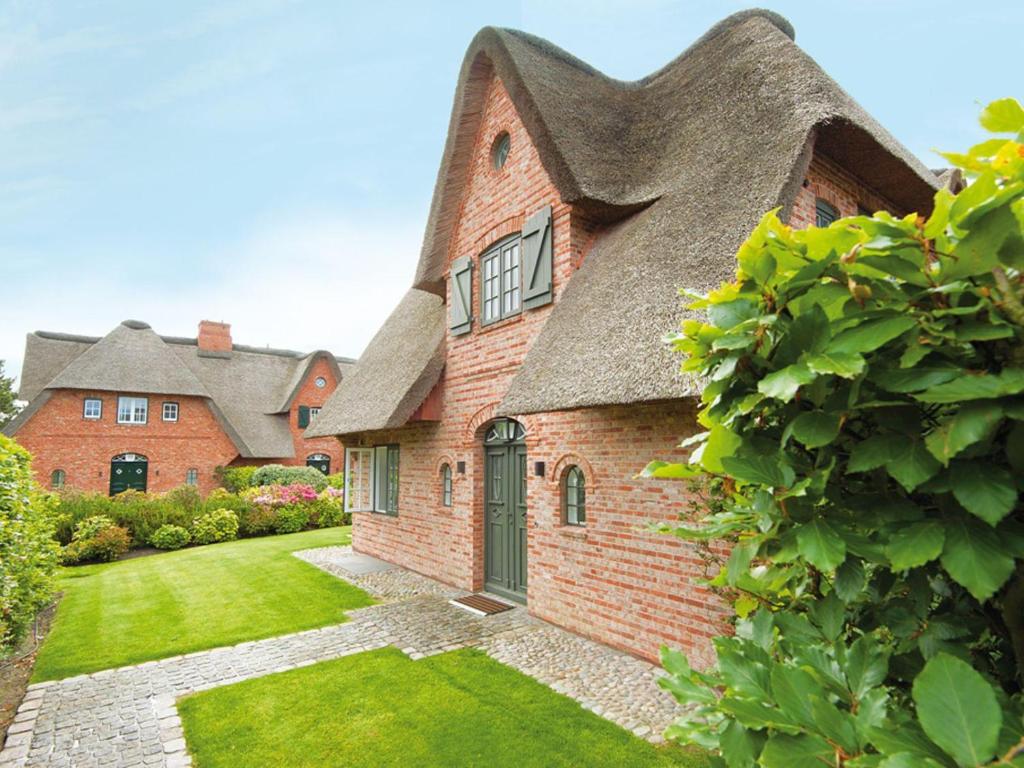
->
[179,646,707,768]
[34,527,373,681]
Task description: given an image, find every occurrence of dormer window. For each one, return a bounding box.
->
[815,198,839,227]
[491,132,511,170]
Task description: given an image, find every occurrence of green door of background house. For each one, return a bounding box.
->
[110,453,148,495]
[306,453,331,474]
[484,419,528,603]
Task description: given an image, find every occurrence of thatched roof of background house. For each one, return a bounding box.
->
[305,289,445,437]
[6,320,355,458]
[316,10,945,434]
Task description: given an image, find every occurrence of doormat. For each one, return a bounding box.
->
[449,594,515,616]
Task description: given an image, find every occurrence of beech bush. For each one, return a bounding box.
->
[647,99,1024,766]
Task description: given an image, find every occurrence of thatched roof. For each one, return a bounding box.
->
[8,321,355,458]
[306,289,445,437]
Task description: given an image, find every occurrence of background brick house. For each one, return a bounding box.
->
[308,10,955,664]
[4,319,354,495]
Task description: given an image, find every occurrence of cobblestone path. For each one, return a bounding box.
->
[0,546,679,767]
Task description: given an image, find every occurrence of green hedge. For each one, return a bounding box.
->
[0,435,60,655]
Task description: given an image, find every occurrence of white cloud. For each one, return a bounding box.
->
[0,209,425,387]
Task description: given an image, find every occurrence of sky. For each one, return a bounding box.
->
[1,0,1020,386]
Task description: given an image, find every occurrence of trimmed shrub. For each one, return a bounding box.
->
[63,518,131,564]
[250,464,328,491]
[149,524,191,550]
[0,435,60,655]
[273,506,309,534]
[325,472,345,490]
[238,506,278,537]
[217,465,258,493]
[191,509,239,545]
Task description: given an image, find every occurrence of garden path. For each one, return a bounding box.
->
[0,546,679,767]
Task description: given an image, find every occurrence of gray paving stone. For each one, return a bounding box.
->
[0,545,680,766]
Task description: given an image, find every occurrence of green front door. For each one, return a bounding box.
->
[484,420,528,602]
[110,454,148,495]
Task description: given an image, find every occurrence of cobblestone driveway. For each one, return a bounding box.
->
[0,546,679,767]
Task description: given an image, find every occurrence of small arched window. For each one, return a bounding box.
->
[491,132,511,170]
[815,198,839,227]
[51,469,66,490]
[441,463,453,507]
[563,466,586,526]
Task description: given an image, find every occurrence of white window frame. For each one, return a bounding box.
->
[83,398,102,420]
[309,406,321,421]
[344,446,398,515]
[117,396,148,425]
[162,402,179,422]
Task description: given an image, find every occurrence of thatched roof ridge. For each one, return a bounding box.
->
[413,9,939,295]
[305,289,445,437]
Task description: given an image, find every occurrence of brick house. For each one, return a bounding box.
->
[309,10,955,664]
[4,320,354,495]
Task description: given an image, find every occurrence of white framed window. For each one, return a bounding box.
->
[481,237,521,325]
[309,407,321,421]
[162,402,179,422]
[117,396,148,425]
[83,398,102,420]
[185,468,198,486]
[344,445,399,515]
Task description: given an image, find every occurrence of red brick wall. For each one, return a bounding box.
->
[16,390,239,495]
[283,356,342,473]
[347,73,903,664]
[789,154,901,227]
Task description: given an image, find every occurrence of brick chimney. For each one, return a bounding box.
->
[197,320,232,355]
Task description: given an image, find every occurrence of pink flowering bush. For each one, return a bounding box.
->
[248,483,319,508]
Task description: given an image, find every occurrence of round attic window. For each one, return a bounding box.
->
[491,132,511,170]
[315,376,327,388]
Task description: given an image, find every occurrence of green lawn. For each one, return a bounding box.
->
[179,647,706,768]
[34,527,373,681]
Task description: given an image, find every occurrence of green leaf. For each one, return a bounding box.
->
[770,664,817,726]
[805,350,865,379]
[758,363,816,401]
[941,517,1016,600]
[887,521,946,570]
[916,368,1024,403]
[796,518,846,571]
[641,460,701,479]
[912,653,1001,767]
[950,461,1017,525]
[887,440,941,492]
[925,401,1003,464]
[721,455,795,488]
[810,696,859,754]
[759,734,834,768]
[848,434,905,472]
[696,425,742,475]
[809,591,845,640]
[829,316,917,354]
[790,411,842,448]
[719,720,760,768]
[979,97,1024,133]
[846,634,889,699]
[833,558,865,601]
[878,756,945,768]
[871,365,961,394]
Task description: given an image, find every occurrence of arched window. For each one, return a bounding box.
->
[185,468,198,486]
[441,463,452,507]
[815,198,839,227]
[563,466,586,526]
[51,469,66,490]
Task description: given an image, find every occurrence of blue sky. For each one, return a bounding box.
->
[1,0,1019,386]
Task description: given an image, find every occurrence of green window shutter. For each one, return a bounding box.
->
[521,204,553,309]
[297,405,310,428]
[449,256,474,335]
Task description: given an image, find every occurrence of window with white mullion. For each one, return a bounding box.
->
[502,240,520,315]
[117,396,148,424]
[482,253,501,323]
[344,448,373,513]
